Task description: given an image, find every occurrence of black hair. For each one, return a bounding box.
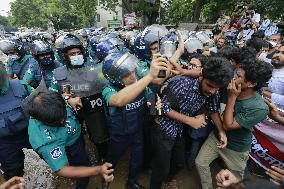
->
[28,91,67,126]
[251,30,265,40]
[246,38,268,53]
[225,178,281,189]
[190,53,208,66]
[218,45,238,61]
[232,47,256,64]
[202,57,234,87]
[240,58,273,90]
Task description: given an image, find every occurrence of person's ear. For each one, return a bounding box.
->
[247,81,257,88]
[199,70,203,81]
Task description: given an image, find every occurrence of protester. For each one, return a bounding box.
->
[0,2,283,188]
[196,59,272,189]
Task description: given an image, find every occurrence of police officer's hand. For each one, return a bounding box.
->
[101,162,114,182]
[67,97,83,113]
[0,176,25,189]
[149,54,169,79]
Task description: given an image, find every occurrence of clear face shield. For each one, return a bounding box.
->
[160,41,177,59]
[109,53,139,84]
[184,38,204,53]
[196,31,213,45]
[143,25,168,43]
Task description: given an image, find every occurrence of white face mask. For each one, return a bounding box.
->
[70,55,84,66]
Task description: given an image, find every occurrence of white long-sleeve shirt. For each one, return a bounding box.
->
[268,68,284,110]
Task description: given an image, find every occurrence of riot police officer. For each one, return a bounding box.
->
[0,39,37,80]
[50,34,110,165]
[27,91,114,189]
[0,64,32,180]
[102,51,168,189]
[23,40,61,88]
[96,37,127,63]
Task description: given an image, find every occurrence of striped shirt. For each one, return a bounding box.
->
[160,76,220,138]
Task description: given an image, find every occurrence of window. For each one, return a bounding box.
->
[97,14,100,22]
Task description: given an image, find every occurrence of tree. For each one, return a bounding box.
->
[162,0,193,24]
[10,0,97,30]
[99,0,160,25]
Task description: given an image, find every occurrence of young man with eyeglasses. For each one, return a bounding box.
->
[150,57,234,189]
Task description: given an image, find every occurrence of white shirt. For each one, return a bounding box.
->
[268,68,284,110]
[259,19,271,30]
[265,25,278,37]
[252,13,260,23]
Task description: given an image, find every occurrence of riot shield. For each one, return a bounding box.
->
[65,64,109,98]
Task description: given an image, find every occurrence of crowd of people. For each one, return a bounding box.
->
[0,2,283,189]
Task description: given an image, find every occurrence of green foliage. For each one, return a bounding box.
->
[0,15,10,27]
[162,0,193,25]
[201,0,284,23]
[99,0,160,25]
[9,0,284,30]
[162,0,284,25]
[10,0,97,30]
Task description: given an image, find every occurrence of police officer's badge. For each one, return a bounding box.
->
[50,147,62,159]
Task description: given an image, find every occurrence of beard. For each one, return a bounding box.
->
[271,60,284,68]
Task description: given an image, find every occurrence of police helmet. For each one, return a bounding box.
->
[32,40,53,56]
[184,38,204,53]
[102,52,138,86]
[0,39,26,57]
[89,35,101,51]
[55,34,84,53]
[96,38,125,62]
[134,24,168,61]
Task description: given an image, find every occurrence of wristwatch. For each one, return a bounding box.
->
[64,95,70,101]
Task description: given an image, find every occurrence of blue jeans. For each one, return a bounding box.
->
[186,137,206,169]
[67,136,91,189]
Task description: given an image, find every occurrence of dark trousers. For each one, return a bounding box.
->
[107,130,144,183]
[143,116,155,170]
[0,131,30,180]
[67,136,91,189]
[82,112,110,162]
[150,127,185,189]
[186,137,207,169]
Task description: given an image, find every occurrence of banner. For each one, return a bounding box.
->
[124,12,139,28]
[250,121,284,170]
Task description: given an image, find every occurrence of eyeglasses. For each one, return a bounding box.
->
[188,63,202,68]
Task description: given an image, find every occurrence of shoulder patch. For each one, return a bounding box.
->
[50,147,62,159]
